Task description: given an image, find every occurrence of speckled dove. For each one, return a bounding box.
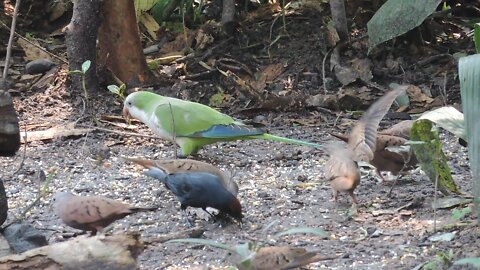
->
[126,157,238,196]
[230,246,335,270]
[324,143,360,204]
[332,119,417,182]
[325,87,405,203]
[52,192,157,235]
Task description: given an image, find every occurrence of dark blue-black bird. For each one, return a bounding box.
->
[144,168,243,222]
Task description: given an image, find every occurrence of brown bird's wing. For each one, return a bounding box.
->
[127,157,239,196]
[348,86,406,161]
[251,247,323,270]
[60,196,133,229]
[378,120,414,139]
[372,135,417,175]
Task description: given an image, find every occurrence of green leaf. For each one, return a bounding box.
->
[431,197,472,209]
[459,54,480,223]
[134,0,158,21]
[81,60,91,73]
[455,257,480,268]
[474,23,480,54]
[151,0,172,23]
[165,238,231,250]
[367,0,442,51]
[419,106,466,140]
[451,206,471,221]
[107,85,120,95]
[275,227,329,239]
[410,119,460,195]
[428,232,456,242]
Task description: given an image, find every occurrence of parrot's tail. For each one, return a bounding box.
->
[256,134,323,149]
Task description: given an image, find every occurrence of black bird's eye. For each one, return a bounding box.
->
[128,101,132,106]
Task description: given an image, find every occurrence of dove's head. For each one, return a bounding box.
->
[51,192,73,212]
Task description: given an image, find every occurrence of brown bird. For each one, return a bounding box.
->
[126,157,239,196]
[332,119,417,182]
[325,87,405,202]
[324,144,360,204]
[52,192,157,235]
[229,246,335,270]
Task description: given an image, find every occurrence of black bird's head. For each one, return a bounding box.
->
[225,197,243,222]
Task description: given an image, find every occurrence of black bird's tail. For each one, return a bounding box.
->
[143,167,168,184]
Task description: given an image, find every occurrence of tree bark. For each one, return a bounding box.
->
[0,90,20,157]
[98,0,155,87]
[65,0,101,94]
[330,0,349,41]
[0,234,143,270]
[221,0,236,34]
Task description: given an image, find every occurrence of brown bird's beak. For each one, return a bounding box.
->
[122,107,131,124]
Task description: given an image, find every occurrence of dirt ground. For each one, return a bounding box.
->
[1,3,478,270]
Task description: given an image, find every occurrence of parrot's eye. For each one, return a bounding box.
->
[127,101,132,106]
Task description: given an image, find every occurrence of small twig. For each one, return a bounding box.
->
[321,34,368,94]
[3,172,55,229]
[387,149,413,196]
[11,122,27,176]
[1,0,21,86]
[441,72,448,106]
[168,102,177,159]
[0,21,68,65]
[322,46,336,94]
[77,125,161,140]
[144,227,205,245]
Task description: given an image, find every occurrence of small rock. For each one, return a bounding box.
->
[25,59,56,75]
[274,152,285,161]
[297,175,308,182]
[253,115,266,123]
[3,223,48,253]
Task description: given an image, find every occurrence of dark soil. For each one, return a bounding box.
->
[1,2,478,270]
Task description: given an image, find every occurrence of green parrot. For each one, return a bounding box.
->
[123,91,322,156]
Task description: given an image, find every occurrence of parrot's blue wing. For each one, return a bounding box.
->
[189,124,265,138]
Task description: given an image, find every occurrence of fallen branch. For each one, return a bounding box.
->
[0,234,143,270]
[144,227,205,245]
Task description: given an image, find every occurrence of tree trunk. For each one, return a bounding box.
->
[98,0,155,87]
[0,234,143,270]
[221,0,236,34]
[0,90,20,156]
[330,0,348,41]
[65,0,101,94]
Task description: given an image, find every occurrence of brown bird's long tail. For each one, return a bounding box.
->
[124,157,156,168]
[129,206,158,213]
[330,133,349,143]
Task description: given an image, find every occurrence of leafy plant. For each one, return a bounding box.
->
[423,250,454,270]
[68,60,92,103]
[459,54,480,223]
[454,257,480,268]
[367,0,442,51]
[107,84,127,101]
[451,206,471,222]
[410,119,459,195]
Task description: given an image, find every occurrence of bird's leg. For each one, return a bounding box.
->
[180,205,195,227]
[331,190,339,202]
[349,191,359,204]
[376,169,387,184]
[182,210,195,227]
[202,208,216,220]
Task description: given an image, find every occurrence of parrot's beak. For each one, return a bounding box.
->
[122,107,131,124]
